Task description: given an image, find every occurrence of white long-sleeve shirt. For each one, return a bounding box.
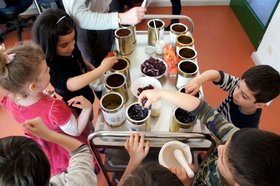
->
[62,0,119,30]
[50,145,97,186]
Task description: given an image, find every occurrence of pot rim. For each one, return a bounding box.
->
[126,102,151,123]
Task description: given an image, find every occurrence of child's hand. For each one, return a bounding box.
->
[185,78,201,96]
[170,166,194,186]
[106,51,116,57]
[100,55,118,72]
[23,117,52,141]
[67,96,92,110]
[138,89,160,108]
[43,89,57,99]
[125,133,149,167]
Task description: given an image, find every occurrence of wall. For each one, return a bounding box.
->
[252,3,280,72]
[22,0,230,15]
[150,0,230,6]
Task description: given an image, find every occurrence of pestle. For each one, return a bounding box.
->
[141,0,147,7]
[173,149,194,178]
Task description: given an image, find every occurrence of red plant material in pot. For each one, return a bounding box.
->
[141,57,166,77]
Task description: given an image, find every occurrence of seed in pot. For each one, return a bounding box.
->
[128,104,149,121]
[175,108,196,123]
[137,84,154,96]
[103,102,120,110]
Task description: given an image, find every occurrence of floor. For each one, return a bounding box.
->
[1,5,280,185]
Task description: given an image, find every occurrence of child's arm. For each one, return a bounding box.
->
[139,89,200,112]
[59,96,92,136]
[118,133,150,186]
[185,70,221,95]
[83,58,95,71]
[23,117,97,185]
[170,166,194,186]
[23,117,82,152]
[139,89,239,142]
[66,56,118,91]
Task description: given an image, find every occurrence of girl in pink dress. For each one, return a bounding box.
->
[0,42,92,174]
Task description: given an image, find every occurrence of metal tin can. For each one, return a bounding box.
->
[111,57,131,87]
[170,107,197,132]
[177,46,197,61]
[178,86,204,100]
[170,23,188,47]
[100,92,126,128]
[105,72,129,103]
[176,60,198,89]
[147,19,165,46]
[126,102,151,131]
[175,34,194,55]
[121,24,136,44]
[114,27,134,55]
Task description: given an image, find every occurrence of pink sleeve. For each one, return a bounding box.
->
[49,99,72,126]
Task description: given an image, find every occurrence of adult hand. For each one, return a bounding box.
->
[119,7,147,25]
[125,133,150,167]
[23,117,52,141]
[138,89,160,108]
[67,96,92,110]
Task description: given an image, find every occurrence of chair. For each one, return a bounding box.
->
[35,0,64,14]
[0,0,35,42]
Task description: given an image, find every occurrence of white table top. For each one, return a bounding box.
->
[96,31,209,133]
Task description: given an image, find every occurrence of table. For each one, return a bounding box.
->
[89,16,216,186]
[95,31,209,134]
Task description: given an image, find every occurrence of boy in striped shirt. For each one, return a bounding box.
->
[185,65,280,128]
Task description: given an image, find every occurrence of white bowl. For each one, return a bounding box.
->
[141,57,167,79]
[131,76,162,98]
[158,141,192,169]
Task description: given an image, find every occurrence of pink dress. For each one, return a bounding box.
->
[1,93,90,174]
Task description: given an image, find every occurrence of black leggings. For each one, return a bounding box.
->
[171,0,181,15]
[170,0,181,24]
[76,0,122,67]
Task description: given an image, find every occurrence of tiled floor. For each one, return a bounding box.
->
[1,5,280,185]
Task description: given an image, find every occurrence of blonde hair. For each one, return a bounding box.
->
[0,42,45,98]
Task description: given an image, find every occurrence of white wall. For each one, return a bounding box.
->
[252,3,280,72]
[22,0,230,15]
[150,0,230,6]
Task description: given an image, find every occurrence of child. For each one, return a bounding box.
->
[32,8,118,108]
[0,117,97,185]
[0,42,92,174]
[138,89,280,185]
[185,66,280,128]
[118,133,189,186]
